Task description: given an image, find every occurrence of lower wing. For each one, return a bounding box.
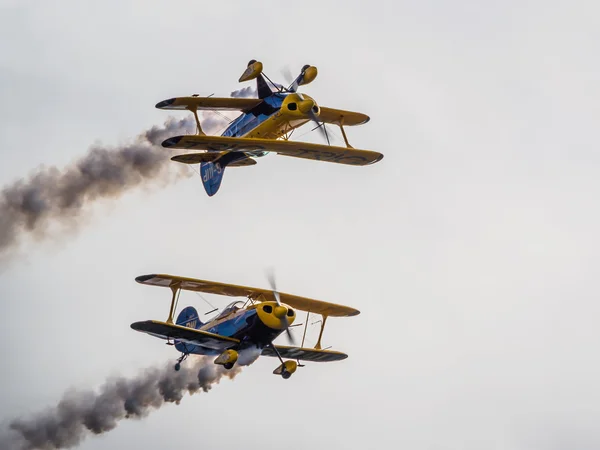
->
[131,320,239,351]
[261,345,348,362]
[163,135,383,166]
[171,151,257,166]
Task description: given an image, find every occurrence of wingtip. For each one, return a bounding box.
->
[155,98,176,109]
[130,320,148,331]
[135,274,157,284]
[162,136,183,148]
[366,153,384,165]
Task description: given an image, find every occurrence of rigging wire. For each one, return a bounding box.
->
[193,291,220,316]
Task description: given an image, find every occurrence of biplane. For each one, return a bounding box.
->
[156,60,384,196]
[130,273,359,379]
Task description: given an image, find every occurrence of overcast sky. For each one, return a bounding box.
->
[1,0,600,449]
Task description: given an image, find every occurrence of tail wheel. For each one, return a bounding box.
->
[174,363,181,372]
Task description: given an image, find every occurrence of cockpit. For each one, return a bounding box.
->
[214,301,245,320]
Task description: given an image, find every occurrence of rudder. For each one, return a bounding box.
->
[200,152,253,196]
[175,306,203,354]
[176,306,202,329]
[200,161,226,196]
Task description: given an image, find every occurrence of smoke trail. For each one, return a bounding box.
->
[0,356,249,450]
[230,86,257,98]
[0,113,226,263]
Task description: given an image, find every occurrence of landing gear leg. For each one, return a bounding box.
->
[174,352,189,371]
[269,343,285,365]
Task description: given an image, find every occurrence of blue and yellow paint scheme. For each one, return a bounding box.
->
[156,60,383,196]
[130,273,358,379]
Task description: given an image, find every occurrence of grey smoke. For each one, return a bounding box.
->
[230,86,257,98]
[0,356,245,450]
[0,112,228,261]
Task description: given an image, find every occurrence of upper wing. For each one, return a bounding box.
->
[156,96,262,112]
[162,135,383,167]
[317,107,370,126]
[136,274,360,317]
[131,320,239,350]
[261,345,348,362]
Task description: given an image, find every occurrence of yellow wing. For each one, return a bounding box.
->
[169,151,257,167]
[262,345,348,362]
[156,96,262,111]
[131,320,239,350]
[162,135,383,166]
[317,107,370,126]
[136,274,360,317]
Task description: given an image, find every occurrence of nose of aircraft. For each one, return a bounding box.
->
[273,305,288,318]
[256,302,296,330]
[298,99,316,114]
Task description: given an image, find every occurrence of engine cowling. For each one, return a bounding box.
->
[256,301,296,330]
[281,93,320,119]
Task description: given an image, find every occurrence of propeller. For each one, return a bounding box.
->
[279,65,330,145]
[280,66,294,86]
[292,91,329,144]
[308,109,330,145]
[266,269,296,345]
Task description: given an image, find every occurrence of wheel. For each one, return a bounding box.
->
[174,363,181,371]
[281,369,292,379]
[224,362,234,370]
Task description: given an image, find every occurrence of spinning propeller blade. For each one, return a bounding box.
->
[281,66,294,85]
[266,269,296,345]
[280,65,329,145]
[309,111,330,145]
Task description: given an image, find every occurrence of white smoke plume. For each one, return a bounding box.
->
[237,345,262,366]
[0,113,227,263]
[0,356,244,450]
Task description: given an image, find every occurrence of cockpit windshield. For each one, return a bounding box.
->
[215,301,245,320]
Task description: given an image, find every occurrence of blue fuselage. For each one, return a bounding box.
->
[221,94,285,138]
[176,307,282,356]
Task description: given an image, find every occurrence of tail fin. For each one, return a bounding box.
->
[201,161,226,196]
[176,306,202,329]
[200,152,252,196]
[256,74,273,99]
[175,306,203,354]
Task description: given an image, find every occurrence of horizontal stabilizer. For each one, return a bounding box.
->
[261,345,348,362]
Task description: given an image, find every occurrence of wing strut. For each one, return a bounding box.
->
[315,315,328,349]
[167,283,181,324]
[301,311,310,348]
[339,118,353,149]
[187,106,205,135]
